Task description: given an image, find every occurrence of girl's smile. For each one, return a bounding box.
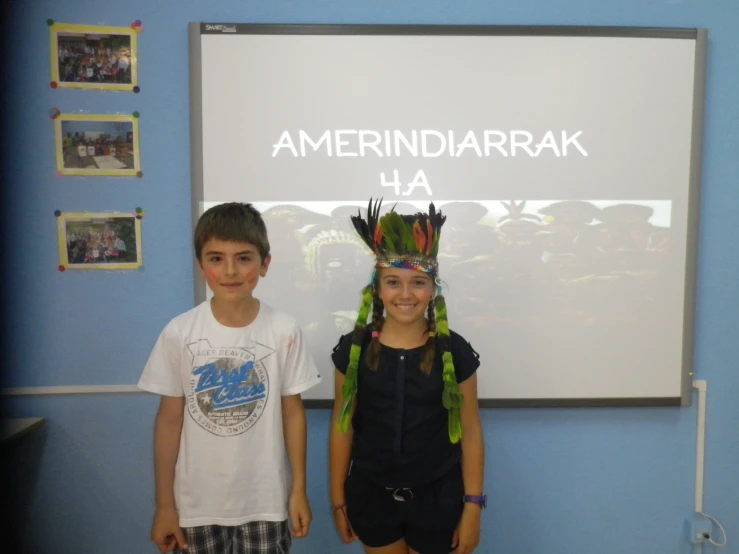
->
[378,267,434,326]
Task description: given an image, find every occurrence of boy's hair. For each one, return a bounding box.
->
[194,202,270,262]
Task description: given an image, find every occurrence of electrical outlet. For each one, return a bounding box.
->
[689,518,713,544]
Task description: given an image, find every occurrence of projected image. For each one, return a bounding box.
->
[454,200,672,331]
[206,199,672,336]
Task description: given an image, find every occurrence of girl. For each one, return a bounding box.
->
[329,199,485,554]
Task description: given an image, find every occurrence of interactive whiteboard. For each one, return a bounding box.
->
[189,24,706,407]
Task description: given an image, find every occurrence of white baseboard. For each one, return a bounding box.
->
[1,385,143,396]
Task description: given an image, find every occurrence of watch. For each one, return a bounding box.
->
[463,494,487,509]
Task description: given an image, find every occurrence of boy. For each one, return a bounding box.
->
[138,202,322,553]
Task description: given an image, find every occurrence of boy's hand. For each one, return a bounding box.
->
[288,490,313,538]
[332,504,357,544]
[151,506,187,553]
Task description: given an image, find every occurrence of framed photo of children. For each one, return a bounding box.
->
[54,113,141,176]
[57,212,143,270]
[49,22,138,91]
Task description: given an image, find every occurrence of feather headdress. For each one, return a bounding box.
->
[338,198,464,443]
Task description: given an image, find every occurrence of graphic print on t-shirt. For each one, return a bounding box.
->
[186,339,275,437]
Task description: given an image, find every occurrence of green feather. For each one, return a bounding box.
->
[379,216,397,252]
[435,296,449,336]
[398,215,415,252]
[448,407,462,444]
[381,212,405,252]
[436,296,463,442]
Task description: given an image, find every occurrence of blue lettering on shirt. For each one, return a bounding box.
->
[193,361,266,409]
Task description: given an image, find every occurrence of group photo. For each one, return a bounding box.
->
[55,115,140,176]
[50,22,137,90]
[58,212,142,270]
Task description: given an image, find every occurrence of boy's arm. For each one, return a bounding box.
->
[154,395,184,509]
[151,395,187,553]
[282,394,311,538]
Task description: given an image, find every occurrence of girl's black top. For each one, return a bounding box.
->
[332,329,480,488]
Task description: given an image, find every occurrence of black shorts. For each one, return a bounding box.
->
[344,464,464,554]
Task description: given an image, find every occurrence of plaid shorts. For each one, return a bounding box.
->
[174,520,291,554]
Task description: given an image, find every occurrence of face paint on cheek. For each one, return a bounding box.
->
[244,268,257,285]
[206,268,218,281]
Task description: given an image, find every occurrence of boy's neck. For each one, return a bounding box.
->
[380,317,429,349]
[209,296,260,328]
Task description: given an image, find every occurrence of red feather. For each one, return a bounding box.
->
[413,221,425,251]
[425,220,433,254]
[374,224,384,245]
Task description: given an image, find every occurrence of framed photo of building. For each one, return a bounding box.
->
[55,113,141,176]
[50,22,138,91]
[58,212,143,270]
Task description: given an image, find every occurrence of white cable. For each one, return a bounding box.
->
[699,511,727,548]
[692,380,728,549]
[694,379,706,513]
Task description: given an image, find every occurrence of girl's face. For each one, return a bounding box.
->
[378,267,434,326]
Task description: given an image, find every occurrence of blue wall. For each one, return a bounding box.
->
[3,1,737,553]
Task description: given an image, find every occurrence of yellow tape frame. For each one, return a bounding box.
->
[50,22,138,91]
[55,113,141,176]
[58,212,143,270]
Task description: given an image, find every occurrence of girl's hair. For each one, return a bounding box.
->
[421,298,437,374]
[365,286,385,371]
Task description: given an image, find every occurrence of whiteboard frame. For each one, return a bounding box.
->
[188,23,707,409]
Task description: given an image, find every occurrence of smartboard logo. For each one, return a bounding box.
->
[204,24,237,33]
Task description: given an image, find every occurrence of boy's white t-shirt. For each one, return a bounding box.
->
[138,300,322,527]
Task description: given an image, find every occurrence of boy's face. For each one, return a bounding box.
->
[198,239,270,303]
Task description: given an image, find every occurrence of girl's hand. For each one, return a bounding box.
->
[451,504,481,554]
[333,504,357,544]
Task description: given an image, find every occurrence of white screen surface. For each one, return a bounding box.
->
[192,26,705,405]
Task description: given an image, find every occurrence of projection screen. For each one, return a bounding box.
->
[189,24,707,407]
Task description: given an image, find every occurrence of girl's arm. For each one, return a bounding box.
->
[329,369,355,506]
[454,373,485,554]
[460,373,485,498]
[328,369,358,543]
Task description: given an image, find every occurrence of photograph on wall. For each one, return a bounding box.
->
[58,212,143,270]
[50,22,137,91]
[55,113,141,176]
